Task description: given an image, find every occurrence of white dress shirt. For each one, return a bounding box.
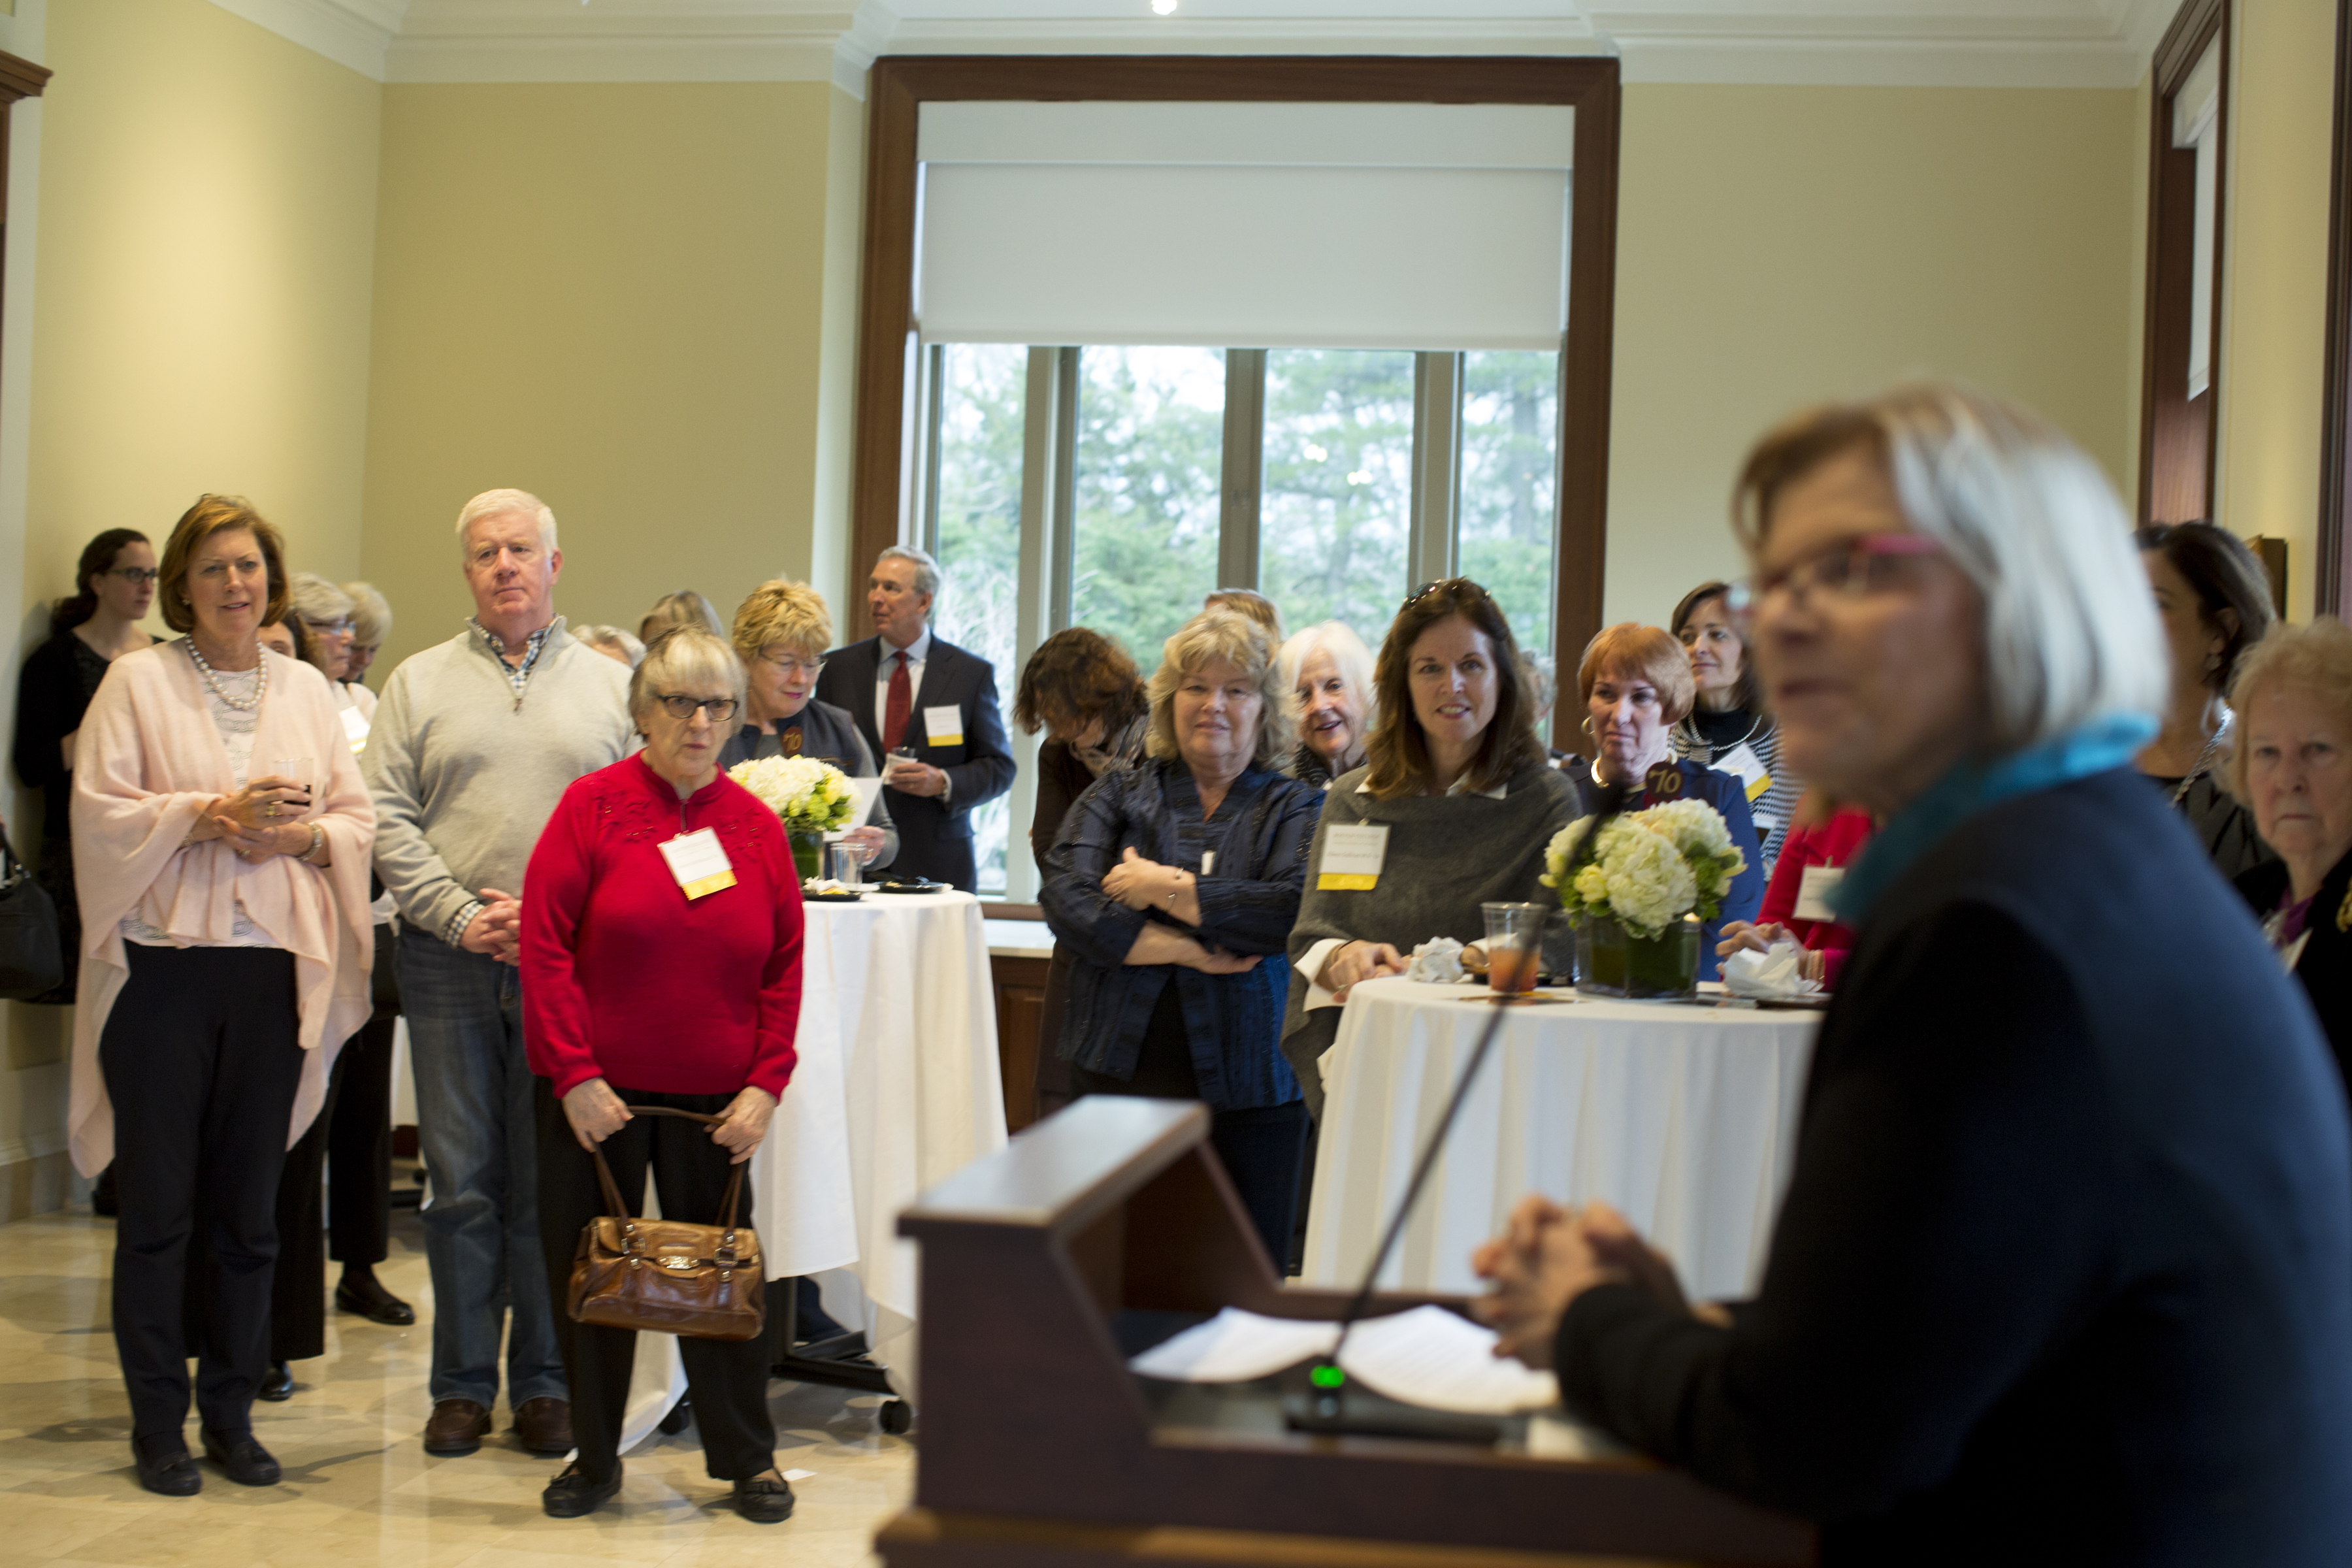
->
[874,625,949,802]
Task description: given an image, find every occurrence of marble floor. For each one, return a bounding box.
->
[2,1202,912,1567]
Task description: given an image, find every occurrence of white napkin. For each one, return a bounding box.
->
[1721,938,1824,1000]
[1404,937,1466,985]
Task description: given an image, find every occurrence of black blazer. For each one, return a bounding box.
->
[813,631,1015,890]
[2237,850,2352,1095]
[1558,770,2352,1565]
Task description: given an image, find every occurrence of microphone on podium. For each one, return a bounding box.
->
[1294,776,1633,1433]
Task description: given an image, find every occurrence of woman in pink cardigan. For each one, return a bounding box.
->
[69,497,376,1499]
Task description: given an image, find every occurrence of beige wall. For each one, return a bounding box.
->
[359,82,857,677]
[2215,0,2338,619]
[2,0,380,1213]
[1603,83,2143,627]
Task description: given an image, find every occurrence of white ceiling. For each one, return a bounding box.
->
[205,0,2188,91]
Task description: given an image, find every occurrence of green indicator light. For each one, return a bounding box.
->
[1309,1364,1345,1390]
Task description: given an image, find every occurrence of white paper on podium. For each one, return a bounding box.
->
[1127,1304,1558,1415]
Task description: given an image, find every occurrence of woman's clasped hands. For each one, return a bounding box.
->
[199,775,316,862]
[1470,1196,1720,1369]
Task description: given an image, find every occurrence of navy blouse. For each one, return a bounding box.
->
[1041,758,1321,1111]
[1570,758,1766,981]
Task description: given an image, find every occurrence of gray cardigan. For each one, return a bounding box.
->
[362,618,635,943]
[1281,759,1576,1117]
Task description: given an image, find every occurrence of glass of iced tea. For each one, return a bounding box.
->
[1482,902,1544,995]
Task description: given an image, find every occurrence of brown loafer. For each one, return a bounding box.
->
[423,1398,491,1455]
[512,1396,574,1456]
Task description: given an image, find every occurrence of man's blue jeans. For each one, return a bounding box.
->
[400,922,566,1411]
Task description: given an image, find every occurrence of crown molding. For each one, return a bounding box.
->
[208,0,2187,91]
[206,0,403,80]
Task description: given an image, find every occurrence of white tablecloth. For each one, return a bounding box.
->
[1302,978,1820,1305]
[625,889,1005,1444]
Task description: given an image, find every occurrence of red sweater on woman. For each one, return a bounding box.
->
[523,753,804,1100]
[1755,808,1874,990]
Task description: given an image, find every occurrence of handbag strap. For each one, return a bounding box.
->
[587,1103,746,1238]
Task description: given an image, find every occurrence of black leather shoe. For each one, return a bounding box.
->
[542,1460,622,1518]
[335,1275,416,1326]
[132,1435,200,1497]
[730,1473,796,1524]
[201,1429,281,1487]
[257,1362,294,1402]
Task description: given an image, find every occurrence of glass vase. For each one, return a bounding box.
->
[791,831,825,883]
[1574,915,1700,1000]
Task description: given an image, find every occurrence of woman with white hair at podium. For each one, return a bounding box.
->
[1474,385,2352,1563]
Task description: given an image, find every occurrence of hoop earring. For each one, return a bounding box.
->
[1580,716,1595,736]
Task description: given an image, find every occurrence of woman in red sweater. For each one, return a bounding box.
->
[523,625,804,1524]
[1714,796,1874,988]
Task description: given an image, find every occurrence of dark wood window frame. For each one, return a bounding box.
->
[849,55,1622,744]
[2137,0,2230,529]
[2321,0,2352,615]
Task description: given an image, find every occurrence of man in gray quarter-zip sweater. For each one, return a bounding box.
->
[360,489,632,1462]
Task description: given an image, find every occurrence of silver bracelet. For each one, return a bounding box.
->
[301,823,325,864]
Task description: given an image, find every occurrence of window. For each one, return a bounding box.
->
[1458,350,1561,655]
[1260,350,1416,638]
[1070,347,1226,664]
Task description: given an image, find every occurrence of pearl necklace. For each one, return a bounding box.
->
[186,637,267,711]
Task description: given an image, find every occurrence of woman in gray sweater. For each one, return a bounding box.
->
[1281,580,1576,1119]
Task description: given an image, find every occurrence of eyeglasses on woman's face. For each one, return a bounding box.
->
[655,693,741,723]
[308,617,353,638]
[1727,533,1943,619]
[108,566,161,585]
[757,649,825,678]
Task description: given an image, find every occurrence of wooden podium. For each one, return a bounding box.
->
[876,1098,1815,1567]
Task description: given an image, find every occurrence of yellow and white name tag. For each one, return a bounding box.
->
[923,704,964,748]
[659,827,736,901]
[1793,863,1846,923]
[1316,823,1390,891]
[340,705,370,755]
[1715,742,1772,804]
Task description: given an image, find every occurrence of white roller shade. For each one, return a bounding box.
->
[915,101,1574,351]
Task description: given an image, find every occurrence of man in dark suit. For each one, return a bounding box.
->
[814,546,1015,890]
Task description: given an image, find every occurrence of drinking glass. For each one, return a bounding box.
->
[1482,901,1545,994]
[271,757,316,817]
[829,841,872,889]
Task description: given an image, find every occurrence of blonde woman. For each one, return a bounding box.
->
[721,580,894,869]
[1039,610,1321,1261]
[71,496,375,1495]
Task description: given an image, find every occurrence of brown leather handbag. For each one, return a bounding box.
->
[566,1106,766,1342]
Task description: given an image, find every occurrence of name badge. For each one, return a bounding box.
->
[340,705,370,754]
[1316,824,1390,891]
[1793,863,1846,923]
[1714,742,1772,804]
[659,828,737,901]
[923,704,964,748]
[1200,850,1216,877]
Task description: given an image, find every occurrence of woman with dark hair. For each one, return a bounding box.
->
[1670,581,1801,874]
[1016,627,1150,1119]
[12,529,160,1006]
[2135,522,2278,879]
[1280,580,1576,1117]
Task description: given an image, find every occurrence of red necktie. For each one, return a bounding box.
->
[883,649,911,753]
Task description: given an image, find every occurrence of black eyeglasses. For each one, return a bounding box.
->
[108,567,160,585]
[655,694,741,723]
[1401,578,1491,612]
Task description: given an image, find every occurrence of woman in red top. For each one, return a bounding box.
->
[1715,797,1874,988]
[523,625,803,1524]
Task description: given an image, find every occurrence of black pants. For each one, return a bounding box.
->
[1069,984,1308,1265]
[103,945,302,1440]
[325,926,401,1266]
[534,1079,776,1485]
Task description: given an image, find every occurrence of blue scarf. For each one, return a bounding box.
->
[1826,713,2158,926]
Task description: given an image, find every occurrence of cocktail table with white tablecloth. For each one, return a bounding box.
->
[616,888,1005,1446]
[1300,977,1820,1305]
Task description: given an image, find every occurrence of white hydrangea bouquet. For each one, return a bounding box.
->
[727,755,858,837]
[1542,798,1748,938]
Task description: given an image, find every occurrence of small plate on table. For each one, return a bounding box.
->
[871,878,949,895]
